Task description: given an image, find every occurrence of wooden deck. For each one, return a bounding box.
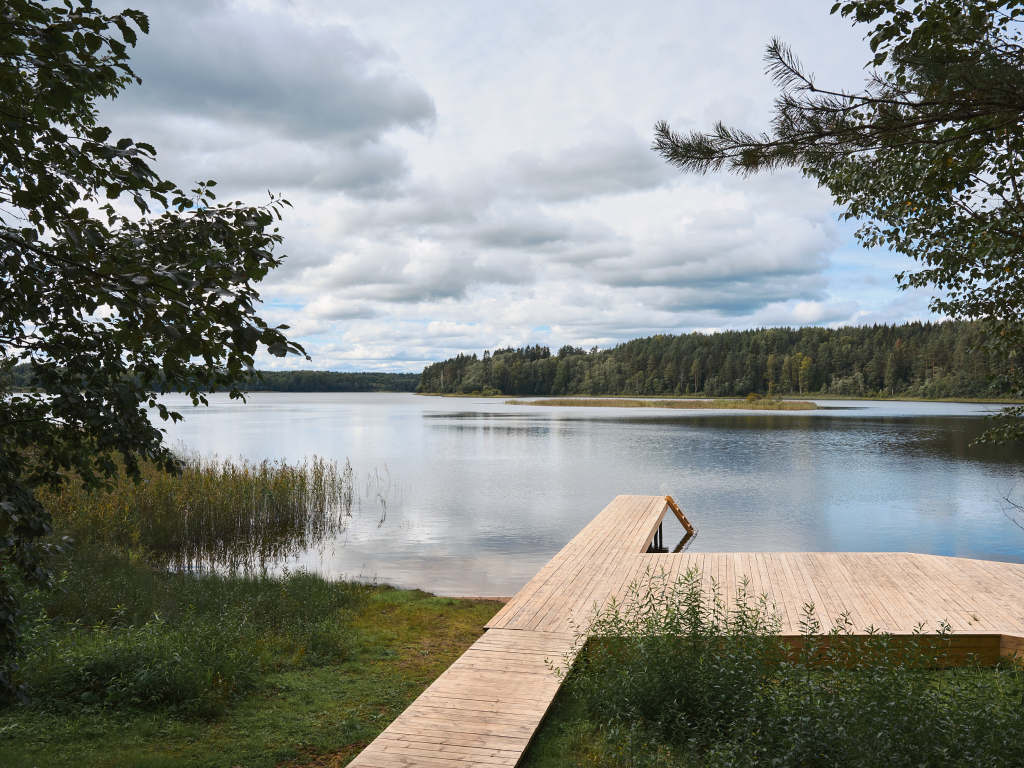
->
[349,495,1024,767]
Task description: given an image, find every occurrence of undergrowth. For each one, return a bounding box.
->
[529,567,1024,767]
[8,549,371,717]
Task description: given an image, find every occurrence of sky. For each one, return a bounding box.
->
[96,0,939,372]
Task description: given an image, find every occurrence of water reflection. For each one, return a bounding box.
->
[160,393,1024,595]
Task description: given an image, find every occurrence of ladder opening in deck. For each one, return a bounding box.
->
[646,495,698,553]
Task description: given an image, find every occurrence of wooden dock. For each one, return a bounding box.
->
[349,495,1024,767]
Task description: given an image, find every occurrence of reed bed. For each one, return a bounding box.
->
[506,397,818,410]
[38,454,356,571]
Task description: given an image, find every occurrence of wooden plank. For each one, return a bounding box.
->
[764,553,800,633]
[787,553,835,632]
[512,497,645,631]
[808,552,866,630]
[832,551,902,631]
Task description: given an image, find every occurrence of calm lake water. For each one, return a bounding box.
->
[160,393,1024,596]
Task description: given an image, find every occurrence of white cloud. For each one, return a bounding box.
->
[95,0,920,371]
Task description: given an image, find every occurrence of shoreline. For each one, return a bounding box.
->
[444,595,513,603]
[416,392,1024,404]
[506,397,818,411]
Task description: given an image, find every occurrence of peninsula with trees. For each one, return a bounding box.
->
[416,320,1005,399]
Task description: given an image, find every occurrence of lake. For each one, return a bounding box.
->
[160,393,1024,596]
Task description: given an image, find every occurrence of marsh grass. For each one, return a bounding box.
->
[528,567,1024,767]
[507,397,817,411]
[5,454,385,715]
[0,450,506,766]
[37,453,357,571]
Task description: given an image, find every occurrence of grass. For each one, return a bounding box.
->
[1,551,504,767]
[0,454,504,766]
[506,397,818,410]
[36,453,356,571]
[521,568,1024,767]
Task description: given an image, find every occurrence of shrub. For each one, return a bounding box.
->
[22,612,256,716]
[561,568,783,750]
[559,568,1024,766]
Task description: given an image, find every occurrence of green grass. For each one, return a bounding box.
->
[507,397,818,410]
[1,553,504,767]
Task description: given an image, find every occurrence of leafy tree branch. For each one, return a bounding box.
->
[654,0,1024,445]
[0,0,307,699]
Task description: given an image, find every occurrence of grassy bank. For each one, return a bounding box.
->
[1,549,504,767]
[0,455,504,767]
[506,397,818,411]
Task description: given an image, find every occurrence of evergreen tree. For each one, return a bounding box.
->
[653,0,1024,442]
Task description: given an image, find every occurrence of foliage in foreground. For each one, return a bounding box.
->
[0,0,304,695]
[7,550,370,717]
[0,453,372,716]
[533,568,1024,767]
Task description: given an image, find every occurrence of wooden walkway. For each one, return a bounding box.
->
[349,495,1024,767]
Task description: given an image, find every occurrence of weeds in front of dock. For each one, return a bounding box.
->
[506,397,817,410]
[531,567,1024,767]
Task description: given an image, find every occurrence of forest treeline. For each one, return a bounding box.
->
[241,371,419,392]
[417,321,1007,399]
[3,365,420,393]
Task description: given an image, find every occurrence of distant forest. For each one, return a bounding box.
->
[241,371,419,392]
[417,321,1008,399]
[3,366,420,393]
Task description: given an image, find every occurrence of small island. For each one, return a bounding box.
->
[505,396,818,410]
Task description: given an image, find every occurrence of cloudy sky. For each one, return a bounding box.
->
[97,0,936,371]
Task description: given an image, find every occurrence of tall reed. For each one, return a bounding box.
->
[38,454,355,570]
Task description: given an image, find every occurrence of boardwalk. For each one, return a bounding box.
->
[349,495,1024,767]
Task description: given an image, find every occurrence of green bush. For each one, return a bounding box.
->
[559,568,1024,767]
[562,568,783,750]
[22,613,255,716]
